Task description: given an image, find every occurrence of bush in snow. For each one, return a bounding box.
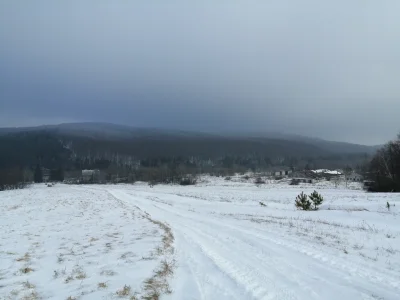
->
[309,190,324,210]
[290,179,300,185]
[295,191,324,211]
[295,192,311,210]
[254,177,265,185]
[179,176,197,186]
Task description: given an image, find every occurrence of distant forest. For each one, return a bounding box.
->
[0,124,375,190]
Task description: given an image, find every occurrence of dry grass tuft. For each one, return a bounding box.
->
[141,256,155,261]
[22,281,36,289]
[116,285,131,297]
[21,291,40,300]
[142,290,161,300]
[142,278,163,300]
[155,260,174,277]
[98,282,108,289]
[16,253,31,262]
[120,251,135,259]
[20,267,34,274]
[75,271,87,280]
[141,216,175,299]
[142,260,175,299]
[100,270,116,276]
[57,254,64,263]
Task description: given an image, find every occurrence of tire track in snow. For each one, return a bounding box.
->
[111,189,400,300]
[177,209,400,300]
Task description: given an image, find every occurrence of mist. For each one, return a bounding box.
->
[1,1,399,145]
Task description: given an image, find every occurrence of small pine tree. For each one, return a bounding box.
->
[309,190,324,210]
[295,192,311,210]
[34,164,43,183]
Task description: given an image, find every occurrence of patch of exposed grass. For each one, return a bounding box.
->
[21,291,39,300]
[155,260,174,277]
[116,285,131,297]
[75,271,86,280]
[353,244,364,250]
[360,252,378,262]
[22,281,36,289]
[20,267,34,274]
[120,252,135,259]
[98,282,108,289]
[16,253,31,262]
[142,278,162,300]
[141,256,155,261]
[140,216,175,299]
[100,270,116,276]
[142,260,175,299]
[57,254,64,263]
[384,246,397,255]
[8,205,20,210]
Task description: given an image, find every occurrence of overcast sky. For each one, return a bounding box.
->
[0,1,399,145]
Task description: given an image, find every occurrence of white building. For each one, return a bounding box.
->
[347,173,363,182]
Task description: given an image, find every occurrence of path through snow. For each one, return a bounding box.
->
[1,179,400,300]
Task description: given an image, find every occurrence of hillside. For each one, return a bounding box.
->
[0,123,376,173]
[228,131,379,154]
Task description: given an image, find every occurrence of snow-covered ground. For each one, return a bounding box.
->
[1,177,400,299]
[0,186,174,300]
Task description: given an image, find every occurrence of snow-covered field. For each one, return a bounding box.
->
[1,176,400,300]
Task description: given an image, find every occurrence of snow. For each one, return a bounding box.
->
[0,185,172,300]
[1,178,400,299]
[312,169,342,175]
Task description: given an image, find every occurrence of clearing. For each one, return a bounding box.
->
[1,176,400,299]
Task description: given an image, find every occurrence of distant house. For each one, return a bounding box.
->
[291,178,313,184]
[347,173,363,182]
[312,169,342,175]
[273,169,292,177]
[363,180,375,191]
[82,169,100,183]
[311,169,343,181]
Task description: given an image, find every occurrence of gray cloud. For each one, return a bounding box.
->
[1,1,399,145]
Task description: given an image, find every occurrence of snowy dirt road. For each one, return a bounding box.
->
[108,184,400,300]
[1,178,400,300]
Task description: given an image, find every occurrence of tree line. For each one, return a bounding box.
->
[368,134,400,192]
[0,130,374,190]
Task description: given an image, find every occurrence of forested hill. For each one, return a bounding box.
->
[0,123,376,171]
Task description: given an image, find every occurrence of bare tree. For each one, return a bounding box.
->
[343,165,352,188]
[369,133,400,191]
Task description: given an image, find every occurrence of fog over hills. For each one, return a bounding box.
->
[0,122,378,159]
